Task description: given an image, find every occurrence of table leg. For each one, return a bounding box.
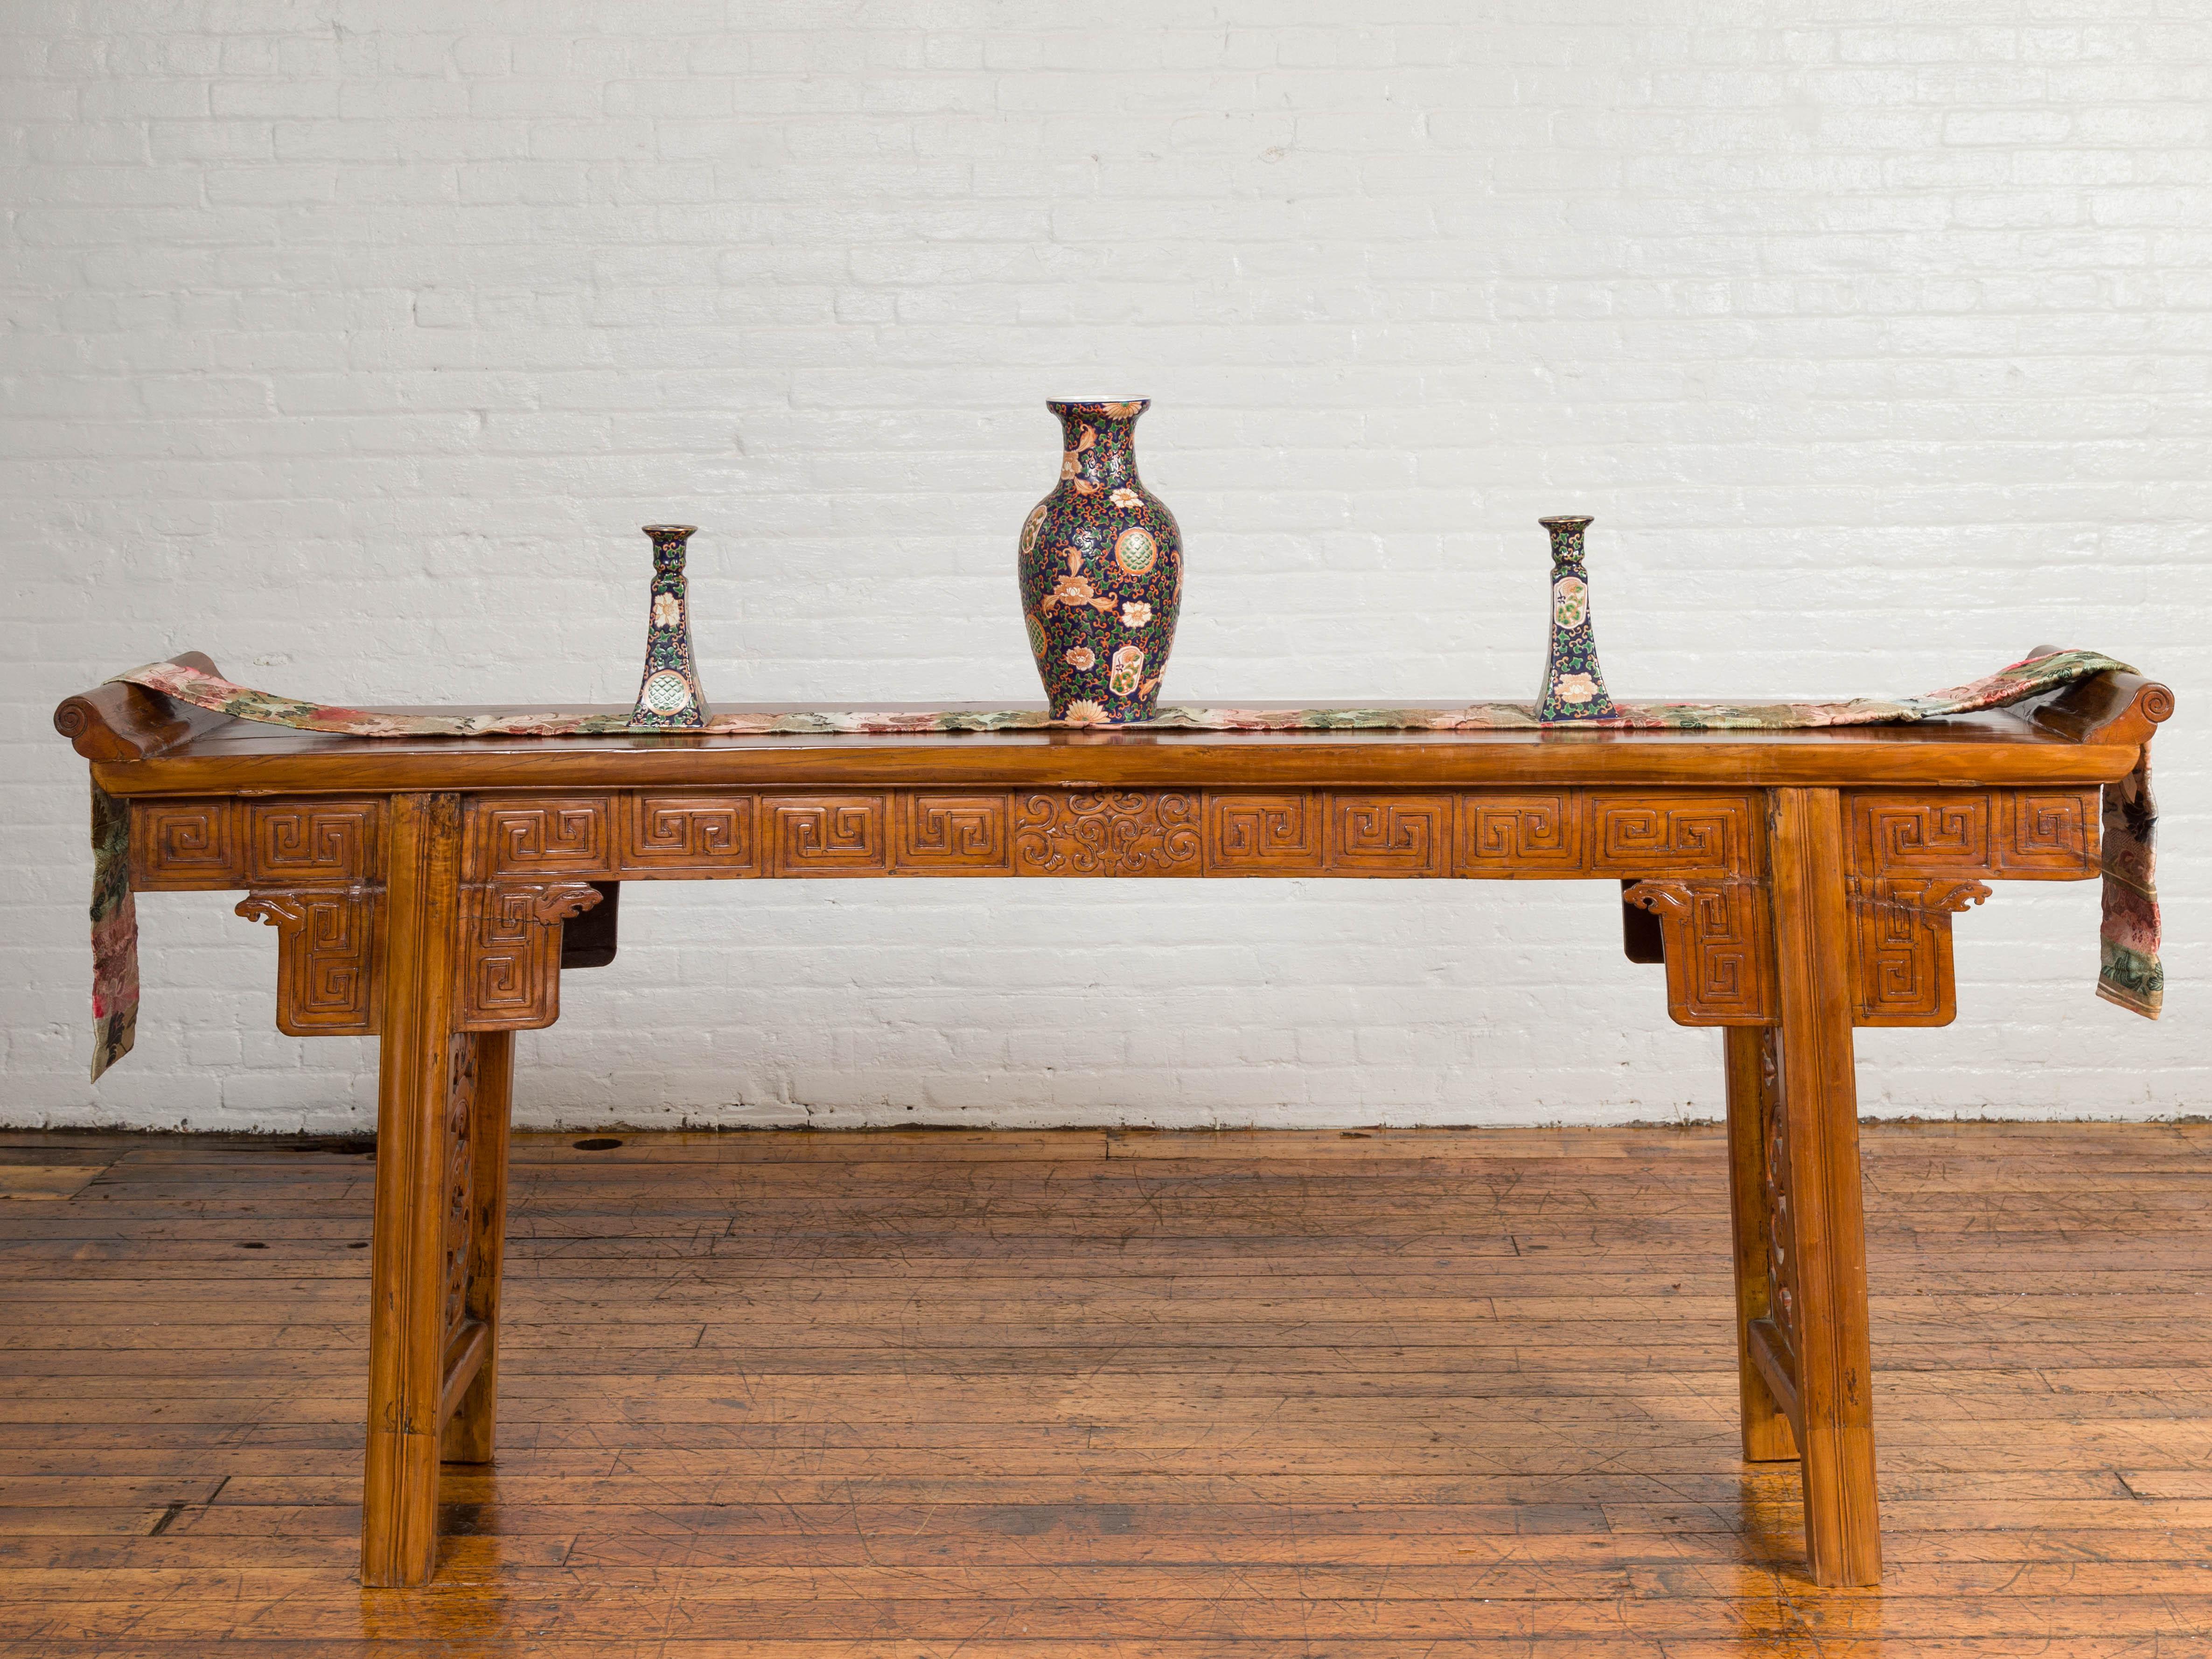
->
[441,1029,514,1464]
[1766,786,1883,1587]
[362,793,468,1589]
[1724,1025,1798,1464]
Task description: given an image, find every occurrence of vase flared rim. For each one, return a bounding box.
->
[1537,515,1593,529]
[642,523,698,535]
[1047,398,1150,415]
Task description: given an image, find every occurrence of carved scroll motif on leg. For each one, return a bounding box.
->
[1738,1023,1811,1458]
[459,881,604,1031]
[363,792,465,1589]
[1849,877,1992,1026]
[441,1031,513,1466]
[1760,1029,1799,1368]
[1767,786,1883,1589]
[236,889,383,1035]
[1621,878,1774,1025]
[432,1031,495,1459]
[1725,1026,1797,1463]
[442,1034,475,1344]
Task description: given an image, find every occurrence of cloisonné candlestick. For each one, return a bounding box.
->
[1534,514,1618,722]
[628,524,710,730]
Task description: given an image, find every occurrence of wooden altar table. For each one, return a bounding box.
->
[54,658,2171,1589]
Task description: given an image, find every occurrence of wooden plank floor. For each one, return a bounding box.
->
[3,1121,2212,1657]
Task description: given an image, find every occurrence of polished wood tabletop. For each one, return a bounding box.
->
[55,655,2170,1591]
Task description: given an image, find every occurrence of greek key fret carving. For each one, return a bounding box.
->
[1622,878,1773,1025]
[1860,796,1988,868]
[1593,796,1752,877]
[1459,793,1583,875]
[553,787,1840,885]
[466,797,614,879]
[1013,792,1201,877]
[1848,790,2097,880]
[247,801,380,885]
[768,796,888,876]
[1328,795,1452,876]
[896,794,1012,872]
[235,888,381,1035]
[458,880,603,1031]
[2009,793,2096,871]
[1206,794,1322,873]
[132,800,244,889]
[1848,876,1992,1027]
[625,794,757,875]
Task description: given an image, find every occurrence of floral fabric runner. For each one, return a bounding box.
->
[106,647,2142,736]
[2098,757,2162,1018]
[85,648,2162,1078]
[90,785,138,1080]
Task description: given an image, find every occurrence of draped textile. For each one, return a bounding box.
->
[84,648,2161,1079]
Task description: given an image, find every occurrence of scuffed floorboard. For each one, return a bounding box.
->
[1,1120,2210,1655]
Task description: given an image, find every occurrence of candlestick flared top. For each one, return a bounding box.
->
[1538,514,1593,568]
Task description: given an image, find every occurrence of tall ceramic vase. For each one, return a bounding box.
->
[1534,514,1618,722]
[1017,399,1182,724]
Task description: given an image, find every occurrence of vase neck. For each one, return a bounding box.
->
[1051,401,1145,492]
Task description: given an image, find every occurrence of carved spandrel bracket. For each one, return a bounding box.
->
[1847,876,1991,1028]
[459,880,604,1032]
[1622,878,1774,1027]
[236,887,383,1035]
[1867,878,1994,917]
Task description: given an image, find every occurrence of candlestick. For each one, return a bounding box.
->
[629,524,710,730]
[1535,515,1618,723]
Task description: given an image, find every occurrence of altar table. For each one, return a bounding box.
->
[54,657,2171,1589]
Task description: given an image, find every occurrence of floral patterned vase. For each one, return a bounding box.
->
[1017,399,1182,724]
[1534,515,1618,722]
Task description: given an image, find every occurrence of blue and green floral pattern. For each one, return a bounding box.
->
[1535,516,1618,722]
[628,525,709,730]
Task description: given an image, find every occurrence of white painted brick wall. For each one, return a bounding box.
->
[3,1,2204,1132]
